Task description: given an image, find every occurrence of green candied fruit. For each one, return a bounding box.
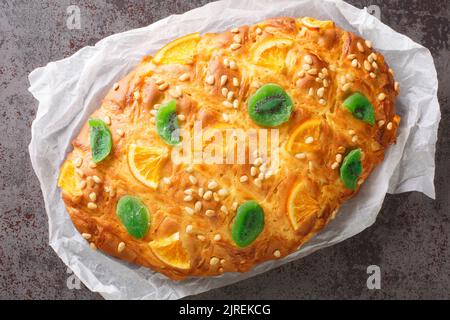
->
[340,148,363,190]
[155,100,180,145]
[116,195,150,239]
[247,83,293,127]
[88,119,113,163]
[232,200,265,248]
[343,92,375,125]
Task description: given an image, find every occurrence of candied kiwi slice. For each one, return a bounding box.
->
[340,148,363,190]
[156,100,180,145]
[116,195,150,239]
[232,201,265,248]
[343,92,375,125]
[88,118,113,163]
[247,83,293,127]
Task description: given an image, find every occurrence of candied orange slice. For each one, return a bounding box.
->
[127,144,168,189]
[286,118,324,154]
[153,33,200,65]
[149,232,191,270]
[300,17,334,29]
[252,38,294,71]
[58,160,82,196]
[287,181,320,231]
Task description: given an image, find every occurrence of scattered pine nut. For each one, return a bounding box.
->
[194,201,202,213]
[189,175,198,185]
[179,73,190,81]
[357,42,365,52]
[117,242,125,253]
[343,83,352,91]
[89,192,97,202]
[210,257,220,265]
[87,202,97,209]
[223,101,233,108]
[205,210,215,217]
[304,55,313,64]
[317,87,325,98]
[387,122,393,130]
[220,75,228,86]
[230,43,241,50]
[304,136,314,144]
[205,75,215,85]
[208,180,218,190]
[203,190,213,200]
[253,157,263,166]
[92,175,101,184]
[218,188,228,197]
[158,83,169,91]
[82,233,91,240]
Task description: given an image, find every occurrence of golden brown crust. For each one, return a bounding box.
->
[60,17,400,280]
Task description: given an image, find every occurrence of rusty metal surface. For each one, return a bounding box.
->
[0,0,448,299]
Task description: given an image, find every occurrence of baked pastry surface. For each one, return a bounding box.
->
[58,17,400,280]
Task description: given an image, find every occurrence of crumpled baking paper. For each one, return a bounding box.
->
[28,0,440,299]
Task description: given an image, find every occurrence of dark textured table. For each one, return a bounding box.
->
[0,0,448,300]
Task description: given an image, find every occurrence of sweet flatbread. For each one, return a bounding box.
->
[58,17,400,280]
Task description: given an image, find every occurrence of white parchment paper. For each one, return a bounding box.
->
[28,0,440,299]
